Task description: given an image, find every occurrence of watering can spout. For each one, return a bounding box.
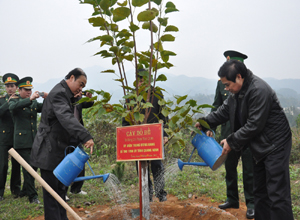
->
[178,159,184,171]
[178,159,208,171]
[73,173,110,183]
[177,131,227,171]
[102,173,110,183]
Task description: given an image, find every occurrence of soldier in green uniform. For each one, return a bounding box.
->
[0,73,21,201]
[9,77,48,204]
[212,51,254,219]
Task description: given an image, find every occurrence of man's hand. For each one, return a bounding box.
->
[85,92,92,98]
[7,93,16,102]
[220,139,232,156]
[30,91,40,101]
[42,92,48,99]
[74,91,92,98]
[195,122,202,130]
[84,139,94,154]
[206,130,213,137]
[195,122,213,137]
[74,91,82,98]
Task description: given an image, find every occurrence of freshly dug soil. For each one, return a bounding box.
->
[26,195,251,220]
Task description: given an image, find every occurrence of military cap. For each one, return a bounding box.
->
[2,73,19,84]
[16,77,33,89]
[224,50,248,62]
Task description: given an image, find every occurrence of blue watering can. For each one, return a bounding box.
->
[178,131,227,171]
[53,146,110,186]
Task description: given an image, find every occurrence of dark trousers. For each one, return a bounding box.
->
[253,139,294,220]
[69,169,85,193]
[41,169,68,220]
[0,146,21,197]
[15,148,38,200]
[225,147,254,208]
[136,160,167,199]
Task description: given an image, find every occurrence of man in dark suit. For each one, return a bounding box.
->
[0,73,21,201]
[30,68,94,220]
[9,77,47,204]
[66,91,94,198]
[212,51,254,219]
[197,59,293,220]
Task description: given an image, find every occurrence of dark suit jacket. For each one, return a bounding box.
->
[73,96,94,126]
[30,80,93,171]
[69,96,94,145]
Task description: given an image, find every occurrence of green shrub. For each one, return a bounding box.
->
[112,162,125,182]
[291,127,300,164]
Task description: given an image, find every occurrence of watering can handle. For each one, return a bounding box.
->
[191,130,215,138]
[64,146,76,156]
[64,146,97,177]
[202,130,216,139]
[86,161,96,176]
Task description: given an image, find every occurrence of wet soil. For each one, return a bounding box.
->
[26,195,252,220]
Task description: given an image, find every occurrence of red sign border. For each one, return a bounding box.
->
[116,123,164,162]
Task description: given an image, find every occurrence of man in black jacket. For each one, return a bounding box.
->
[30,68,94,220]
[211,51,254,219]
[66,91,94,197]
[122,69,168,202]
[196,60,293,220]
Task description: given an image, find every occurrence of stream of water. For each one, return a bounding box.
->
[101,159,182,219]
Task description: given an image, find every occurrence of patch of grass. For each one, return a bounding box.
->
[165,165,227,202]
[0,187,44,220]
[290,164,300,218]
[165,163,300,219]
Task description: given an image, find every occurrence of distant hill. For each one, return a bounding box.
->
[34,65,300,107]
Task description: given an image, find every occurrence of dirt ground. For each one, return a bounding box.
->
[26,195,252,220]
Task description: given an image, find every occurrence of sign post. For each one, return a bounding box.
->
[116,123,164,220]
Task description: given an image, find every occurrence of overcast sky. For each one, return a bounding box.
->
[1,0,300,84]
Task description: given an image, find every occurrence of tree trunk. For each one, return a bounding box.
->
[140,161,150,219]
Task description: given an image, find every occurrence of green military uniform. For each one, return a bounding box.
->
[9,77,42,202]
[0,73,21,200]
[212,51,254,209]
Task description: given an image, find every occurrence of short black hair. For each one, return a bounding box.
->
[218,60,248,82]
[65,68,87,80]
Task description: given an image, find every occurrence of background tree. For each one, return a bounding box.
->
[78,0,211,155]
[0,76,5,96]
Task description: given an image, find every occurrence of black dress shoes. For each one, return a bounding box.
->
[159,195,167,202]
[218,201,239,209]
[19,191,26,198]
[246,208,255,219]
[29,198,41,204]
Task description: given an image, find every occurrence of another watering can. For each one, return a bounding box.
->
[53,146,110,186]
[178,131,227,171]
